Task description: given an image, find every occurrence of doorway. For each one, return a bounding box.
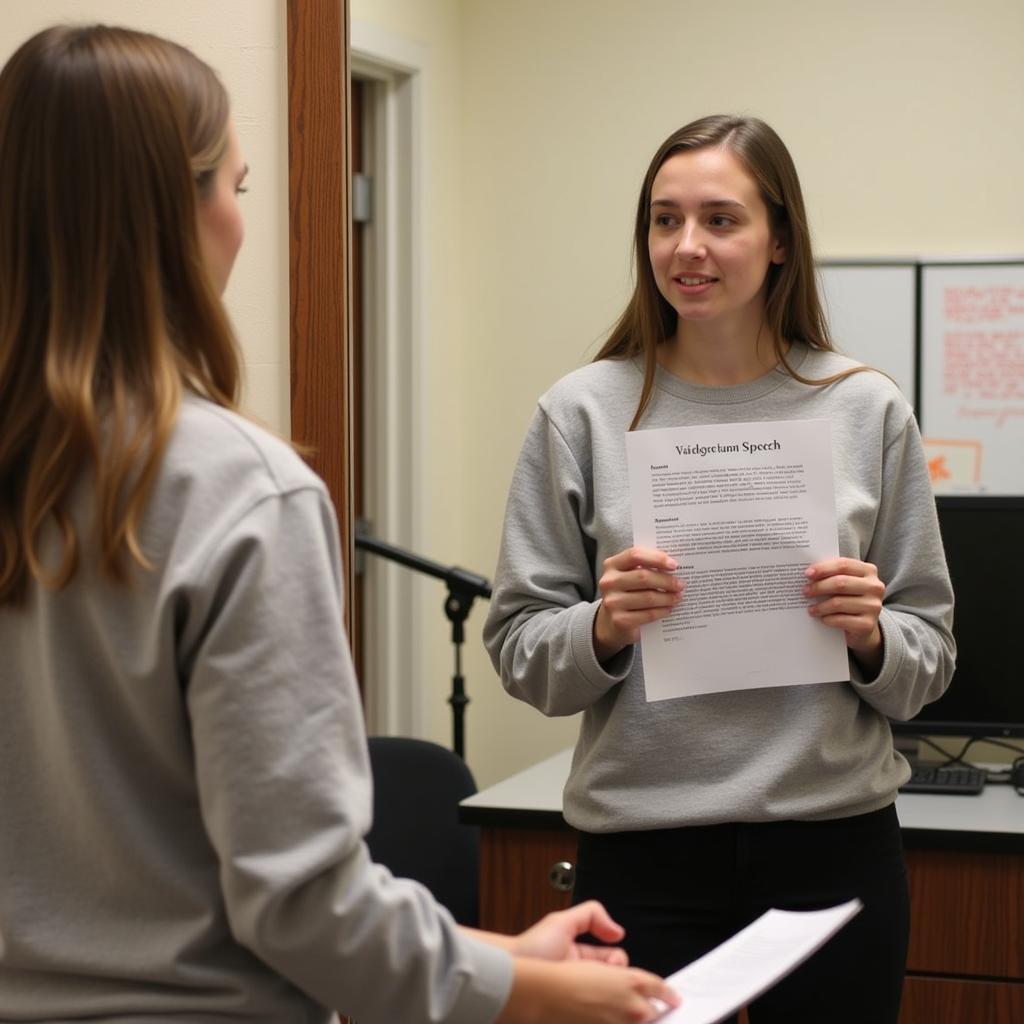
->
[350,28,427,738]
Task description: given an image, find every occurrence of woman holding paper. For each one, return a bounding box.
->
[0,24,682,1023]
[485,114,954,1023]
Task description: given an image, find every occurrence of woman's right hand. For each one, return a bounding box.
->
[499,958,679,1024]
[593,546,684,662]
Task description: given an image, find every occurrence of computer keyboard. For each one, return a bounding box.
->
[899,765,986,795]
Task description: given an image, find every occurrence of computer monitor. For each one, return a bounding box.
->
[890,495,1024,739]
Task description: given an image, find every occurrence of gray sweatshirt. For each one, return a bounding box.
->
[484,346,955,832]
[0,393,512,1022]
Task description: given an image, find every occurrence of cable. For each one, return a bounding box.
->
[902,734,1024,779]
[1013,756,1024,797]
[976,738,1024,757]
[908,734,975,768]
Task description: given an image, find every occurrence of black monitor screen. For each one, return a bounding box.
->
[891,495,1024,738]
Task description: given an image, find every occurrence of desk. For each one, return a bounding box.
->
[461,749,1024,1024]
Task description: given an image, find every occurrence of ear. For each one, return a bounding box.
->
[770,226,788,265]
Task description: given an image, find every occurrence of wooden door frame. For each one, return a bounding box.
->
[286,0,354,636]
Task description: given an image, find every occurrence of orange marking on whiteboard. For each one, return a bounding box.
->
[928,455,952,482]
[922,438,983,487]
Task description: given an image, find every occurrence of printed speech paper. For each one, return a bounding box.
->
[625,418,850,701]
[657,899,862,1023]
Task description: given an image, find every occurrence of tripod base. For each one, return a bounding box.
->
[444,588,477,760]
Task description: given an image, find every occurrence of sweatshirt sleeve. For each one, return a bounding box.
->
[849,413,956,721]
[182,486,513,1024]
[483,408,634,717]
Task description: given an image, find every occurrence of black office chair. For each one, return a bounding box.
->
[364,736,480,927]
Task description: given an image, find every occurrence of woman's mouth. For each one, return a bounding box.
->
[672,274,718,293]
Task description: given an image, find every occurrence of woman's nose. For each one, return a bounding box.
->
[675,225,706,259]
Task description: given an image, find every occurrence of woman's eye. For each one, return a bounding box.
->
[709,215,734,227]
[654,214,675,228]
[235,185,249,196]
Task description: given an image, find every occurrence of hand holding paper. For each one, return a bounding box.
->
[624,418,850,700]
[593,546,684,661]
[804,557,886,674]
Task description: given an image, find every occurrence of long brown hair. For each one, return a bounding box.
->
[595,114,870,428]
[0,25,241,606]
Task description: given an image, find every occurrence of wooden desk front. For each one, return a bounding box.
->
[461,751,1024,1024]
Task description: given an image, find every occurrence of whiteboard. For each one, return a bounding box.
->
[919,263,1024,495]
[817,263,917,404]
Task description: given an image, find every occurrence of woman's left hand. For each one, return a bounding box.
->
[804,558,885,673]
[508,901,629,965]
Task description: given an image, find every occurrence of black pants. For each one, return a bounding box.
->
[572,805,909,1024]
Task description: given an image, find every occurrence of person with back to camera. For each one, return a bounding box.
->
[0,24,682,1024]
[484,114,956,1023]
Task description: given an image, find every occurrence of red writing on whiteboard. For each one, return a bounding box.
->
[957,405,1024,429]
[944,286,1024,323]
[944,331,1024,402]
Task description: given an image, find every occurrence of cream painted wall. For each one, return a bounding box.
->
[6,1,1014,790]
[355,0,1024,788]
[350,0,505,772]
[0,1,289,433]
[7,2,1015,788]
[350,0,585,786]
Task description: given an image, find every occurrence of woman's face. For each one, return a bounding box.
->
[197,119,247,295]
[647,146,785,335]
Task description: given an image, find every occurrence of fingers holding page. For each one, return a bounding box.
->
[500,960,681,1024]
[599,546,684,604]
[601,545,679,575]
[804,559,884,609]
[804,558,885,656]
[595,546,685,661]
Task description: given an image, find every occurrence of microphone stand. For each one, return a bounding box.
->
[354,532,491,760]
